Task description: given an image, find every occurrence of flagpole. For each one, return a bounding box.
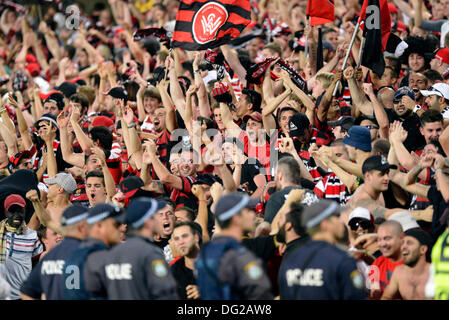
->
[333,21,360,97]
[357,36,366,68]
[305,15,310,59]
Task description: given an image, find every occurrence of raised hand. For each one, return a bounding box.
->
[26,189,39,202]
[191,185,206,201]
[343,66,354,80]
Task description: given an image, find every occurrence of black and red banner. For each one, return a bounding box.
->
[172,0,251,50]
[306,0,335,26]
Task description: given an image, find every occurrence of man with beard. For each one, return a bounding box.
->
[408,72,429,108]
[430,48,449,82]
[382,229,433,300]
[0,194,43,300]
[195,192,273,299]
[278,200,365,300]
[385,87,426,152]
[421,83,449,123]
[369,220,404,299]
[170,221,201,299]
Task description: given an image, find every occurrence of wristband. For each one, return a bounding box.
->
[436,168,444,175]
[127,123,136,129]
[194,69,201,74]
[413,105,421,113]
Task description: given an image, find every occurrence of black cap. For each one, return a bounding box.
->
[60,205,89,226]
[214,192,260,222]
[288,113,310,138]
[106,87,128,100]
[86,203,125,225]
[301,199,340,229]
[362,155,398,174]
[328,116,355,131]
[54,81,78,99]
[119,176,144,198]
[44,92,65,110]
[125,197,167,229]
[404,229,434,262]
[35,113,59,130]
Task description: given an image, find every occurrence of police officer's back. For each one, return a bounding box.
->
[20,205,89,300]
[101,197,178,300]
[64,203,124,299]
[195,193,273,300]
[278,200,366,300]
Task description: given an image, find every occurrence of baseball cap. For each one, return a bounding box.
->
[404,228,434,262]
[60,205,89,226]
[105,87,128,100]
[388,2,398,13]
[394,87,415,102]
[420,83,449,100]
[39,90,63,101]
[288,113,310,138]
[433,48,449,65]
[342,126,372,151]
[243,111,263,123]
[328,116,355,132]
[26,63,40,77]
[86,203,125,225]
[119,176,144,199]
[348,207,374,225]
[301,199,340,229]
[4,194,26,211]
[362,155,398,174]
[44,172,78,194]
[92,116,115,131]
[125,197,167,229]
[54,81,78,99]
[214,192,260,222]
[35,113,59,130]
[388,211,420,232]
[193,173,218,186]
[9,150,33,168]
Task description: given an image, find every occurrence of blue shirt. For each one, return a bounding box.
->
[20,237,81,300]
[278,238,366,300]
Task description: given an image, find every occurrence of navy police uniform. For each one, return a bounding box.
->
[20,237,81,299]
[278,236,365,300]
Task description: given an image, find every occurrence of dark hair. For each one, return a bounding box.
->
[277,156,302,185]
[86,170,105,186]
[89,126,113,150]
[423,69,444,83]
[182,61,194,77]
[223,137,244,152]
[173,221,199,236]
[216,215,233,229]
[420,109,444,126]
[385,56,401,75]
[242,89,262,113]
[286,202,307,237]
[70,93,89,112]
[175,206,196,221]
[384,66,398,79]
[64,45,76,60]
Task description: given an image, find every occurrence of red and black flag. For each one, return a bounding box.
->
[359,0,391,77]
[172,0,251,50]
[306,0,335,26]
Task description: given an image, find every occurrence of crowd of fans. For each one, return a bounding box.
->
[0,0,448,300]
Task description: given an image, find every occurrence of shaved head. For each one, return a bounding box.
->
[379,220,403,236]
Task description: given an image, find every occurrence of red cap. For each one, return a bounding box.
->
[388,3,398,13]
[4,194,26,211]
[0,49,7,60]
[26,63,40,77]
[434,48,449,65]
[92,116,115,131]
[243,111,263,122]
[395,21,406,33]
[25,53,37,64]
[39,90,63,100]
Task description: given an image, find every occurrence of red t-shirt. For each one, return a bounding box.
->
[369,255,403,297]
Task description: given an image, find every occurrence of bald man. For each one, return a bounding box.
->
[377,87,395,109]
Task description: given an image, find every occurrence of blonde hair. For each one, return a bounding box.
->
[315,72,335,89]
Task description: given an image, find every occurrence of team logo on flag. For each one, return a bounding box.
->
[193,2,228,44]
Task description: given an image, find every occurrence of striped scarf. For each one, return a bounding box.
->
[0,219,26,264]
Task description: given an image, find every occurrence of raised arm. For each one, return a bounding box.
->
[92,146,117,201]
[363,83,389,138]
[26,189,63,235]
[343,66,374,117]
[192,52,212,118]
[70,105,94,155]
[262,87,292,134]
[41,122,57,178]
[191,185,211,243]
[167,56,186,117]
[57,110,84,168]
[219,102,242,138]
[220,44,247,88]
[317,71,343,123]
[8,93,32,151]
[157,80,177,133]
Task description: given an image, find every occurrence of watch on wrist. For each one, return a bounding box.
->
[127,123,136,129]
[194,69,201,74]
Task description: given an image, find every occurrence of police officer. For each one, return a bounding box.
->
[19,205,89,300]
[100,197,178,299]
[195,192,273,300]
[64,203,124,300]
[278,199,366,300]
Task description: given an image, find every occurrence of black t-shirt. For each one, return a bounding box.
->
[242,235,277,263]
[385,108,426,152]
[428,185,449,242]
[241,158,264,192]
[382,182,411,209]
[170,256,196,300]
[153,236,170,250]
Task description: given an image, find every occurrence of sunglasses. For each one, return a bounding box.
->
[348,219,372,231]
[364,125,379,130]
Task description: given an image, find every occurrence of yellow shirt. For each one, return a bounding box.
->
[135,0,154,14]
